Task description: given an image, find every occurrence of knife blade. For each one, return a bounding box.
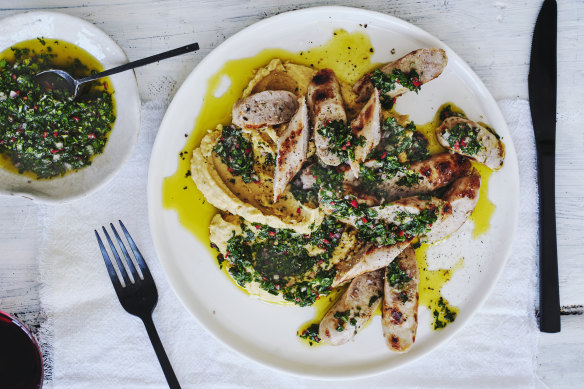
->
[528,0,560,333]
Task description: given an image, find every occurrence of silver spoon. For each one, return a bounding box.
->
[34,42,199,97]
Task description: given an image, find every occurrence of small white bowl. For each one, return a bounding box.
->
[0,11,140,203]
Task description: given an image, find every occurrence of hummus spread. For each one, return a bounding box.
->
[191,59,326,234]
[209,213,357,305]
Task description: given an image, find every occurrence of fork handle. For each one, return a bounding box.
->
[141,314,182,389]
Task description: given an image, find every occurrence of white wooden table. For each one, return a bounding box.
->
[0,0,582,387]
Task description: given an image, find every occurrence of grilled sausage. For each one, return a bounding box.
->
[382,245,419,352]
[333,242,410,287]
[273,97,309,202]
[353,48,448,103]
[436,116,505,170]
[348,88,381,177]
[232,90,299,129]
[343,153,471,202]
[307,68,347,166]
[424,171,481,242]
[321,193,444,228]
[319,268,384,345]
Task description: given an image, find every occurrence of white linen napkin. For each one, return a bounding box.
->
[38,99,539,389]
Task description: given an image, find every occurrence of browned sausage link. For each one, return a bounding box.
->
[273,97,309,202]
[424,171,481,243]
[307,68,347,166]
[410,153,471,188]
[382,245,419,352]
[319,268,384,345]
[353,48,448,103]
[232,90,299,129]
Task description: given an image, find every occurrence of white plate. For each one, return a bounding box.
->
[148,6,519,379]
[0,11,140,203]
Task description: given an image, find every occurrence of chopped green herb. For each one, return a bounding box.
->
[0,44,115,178]
[317,120,365,162]
[443,122,482,156]
[298,323,321,344]
[334,310,351,332]
[213,126,257,183]
[214,217,343,307]
[439,104,466,122]
[321,190,437,246]
[386,260,412,302]
[368,294,380,307]
[433,297,457,329]
[381,117,429,162]
[290,160,345,205]
[370,68,422,107]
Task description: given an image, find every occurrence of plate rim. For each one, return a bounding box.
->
[0,10,141,203]
[147,5,520,379]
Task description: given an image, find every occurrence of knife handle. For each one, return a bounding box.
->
[537,147,561,333]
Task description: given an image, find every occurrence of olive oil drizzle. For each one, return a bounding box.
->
[416,243,463,330]
[297,287,344,347]
[162,29,376,257]
[160,30,499,338]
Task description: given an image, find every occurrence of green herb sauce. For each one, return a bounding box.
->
[433,297,457,329]
[213,217,344,307]
[0,39,115,179]
[320,188,438,246]
[333,306,364,333]
[386,261,412,303]
[380,116,429,162]
[290,160,345,206]
[439,104,466,122]
[317,120,365,162]
[213,126,258,182]
[298,323,321,344]
[355,116,430,196]
[334,309,352,332]
[443,122,482,156]
[369,68,422,108]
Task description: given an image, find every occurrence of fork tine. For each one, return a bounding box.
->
[119,220,153,281]
[95,230,124,292]
[102,226,131,285]
[110,223,142,281]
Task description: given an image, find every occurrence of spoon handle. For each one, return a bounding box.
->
[78,42,199,84]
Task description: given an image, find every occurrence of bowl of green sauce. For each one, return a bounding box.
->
[0,12,140,202]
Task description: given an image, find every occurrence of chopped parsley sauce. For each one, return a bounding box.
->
[439,104,466,122]
[317,120,365,162]
[320,189,438,246]
[443,122,482,156]
[213,126,258,182]
[298,323,321,345]
[360,154,421,189]
[213,217,344,307]
[380,116,429,163]
[333,308,362,333]
[357,208,437,246]
[357,116,430,194]
[386,261,412,303]
[334,309,352,332]
[290,159,345,206]
[0,41,115,179]
[433,297,457,329]
[369,68,422,108]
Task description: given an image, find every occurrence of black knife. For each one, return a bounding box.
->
[528,0,560,333]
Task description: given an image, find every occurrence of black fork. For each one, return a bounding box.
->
[95,220,181,389]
